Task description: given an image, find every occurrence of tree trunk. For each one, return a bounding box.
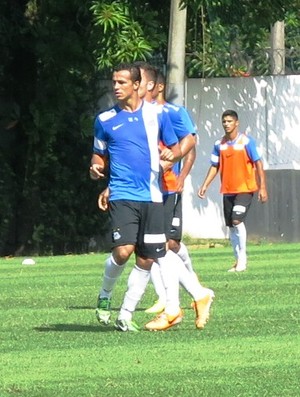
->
[166,0,187,105]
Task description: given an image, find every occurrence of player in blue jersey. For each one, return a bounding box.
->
[144,72,214,331]
[145,71,199,314]
[114,65,214,331]
[90,63,181,331]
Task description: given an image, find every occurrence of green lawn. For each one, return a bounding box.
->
[1,243,299,397]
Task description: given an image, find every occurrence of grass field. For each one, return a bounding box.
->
[1,243,299,397]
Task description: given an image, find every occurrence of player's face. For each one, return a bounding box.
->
[151,83,160,100]
[137,68,155,100]
[112,70,138,102]
[222,116,239,135]
[138,69,148,99]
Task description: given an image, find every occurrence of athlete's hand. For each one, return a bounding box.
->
[258,187,268,203]
[176,175,185,193]
[160,159,173,172]
[160,147,176,162]
[89,164,105,180]
[197,185,207,199]
[98,187,110,211]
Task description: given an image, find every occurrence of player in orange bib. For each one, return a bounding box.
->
[198,110,268,272]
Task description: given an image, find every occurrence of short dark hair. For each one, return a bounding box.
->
[113,62,141,83]
[222,109,238,120]
[156,71,166,85]
[133,61,158,84]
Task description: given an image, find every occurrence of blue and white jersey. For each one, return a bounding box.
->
[163,102,196,140]
[159,102,197,195]
[210,133,261,167]
[93,100,178,202]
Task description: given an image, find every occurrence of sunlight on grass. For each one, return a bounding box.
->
[1,243,299,397]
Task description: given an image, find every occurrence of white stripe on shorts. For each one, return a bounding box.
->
[233,205,246,213]
[144,233,167,244]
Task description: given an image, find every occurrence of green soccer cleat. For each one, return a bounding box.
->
[114,319,141,332]
[95,297,111,325]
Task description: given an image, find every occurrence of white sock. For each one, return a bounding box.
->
[118,265,150,321]
[229,227,239,261]
[177,242,194,273]
[157,250,180,315]
[99,255,126,299]
[234,222,247,267]
[149,262,166,304]
[176,255,208,301]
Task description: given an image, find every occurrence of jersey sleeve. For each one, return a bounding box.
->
[93,116,108,155]
[245,135,261,162]
[158,109,178,147]
[177,107,197,137]
[210,139,221,166]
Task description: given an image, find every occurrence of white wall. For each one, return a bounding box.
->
[183,75,300,238]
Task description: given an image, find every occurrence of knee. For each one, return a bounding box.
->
[168,239,180,253]
[137,257,153,271]
[232,220,241,226]
[113,245,134,265]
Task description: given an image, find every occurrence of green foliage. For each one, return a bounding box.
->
[90,0,167,70]
[184,0,300,77]
[1,244,299,396]
[0,0,108,255]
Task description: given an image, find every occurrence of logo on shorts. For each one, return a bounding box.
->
[156,247,164,253]
[113,230,121,241]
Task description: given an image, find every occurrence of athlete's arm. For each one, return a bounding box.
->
[255,160,268,202]
[160,141,182,163]
[89,153,107,180]
[179,133,196,158]
[177,145,196,192]
[197,165,219,199]
[98,187,110,211]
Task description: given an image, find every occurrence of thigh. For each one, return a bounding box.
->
[136,202,167,260]
[163,193,177,240]
[232,193,253,223]
[109,200,139,248]
[223,195,235,227]
[170,193,182,241]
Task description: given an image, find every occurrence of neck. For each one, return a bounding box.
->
[119,96,142,112]
[155,98,166,105]
[155,93,166,105]
[225,130,239,141]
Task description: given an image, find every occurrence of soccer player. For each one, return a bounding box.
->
[90,62,181,331]
[116,66,214,331]
[198,109,268,272]
[145,72,214,320]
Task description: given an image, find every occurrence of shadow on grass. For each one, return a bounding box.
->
[34,323,116,332]
[67,306,177,313]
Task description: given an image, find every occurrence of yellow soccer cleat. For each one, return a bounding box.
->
[194,289,215,329]
[145,309,184,331]
[144,300,165,314]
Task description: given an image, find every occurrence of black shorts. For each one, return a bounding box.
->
[163,193,182,241]
[109,200,166,259]
[223,193,253,227]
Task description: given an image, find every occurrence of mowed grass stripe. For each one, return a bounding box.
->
[1,243,299,397]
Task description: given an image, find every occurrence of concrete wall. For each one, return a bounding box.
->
[183,75,300,242]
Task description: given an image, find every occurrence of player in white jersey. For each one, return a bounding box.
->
[90,63,181,331]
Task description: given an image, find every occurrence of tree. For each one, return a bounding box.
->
[0,0,169,256]
[181,0,300,77]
